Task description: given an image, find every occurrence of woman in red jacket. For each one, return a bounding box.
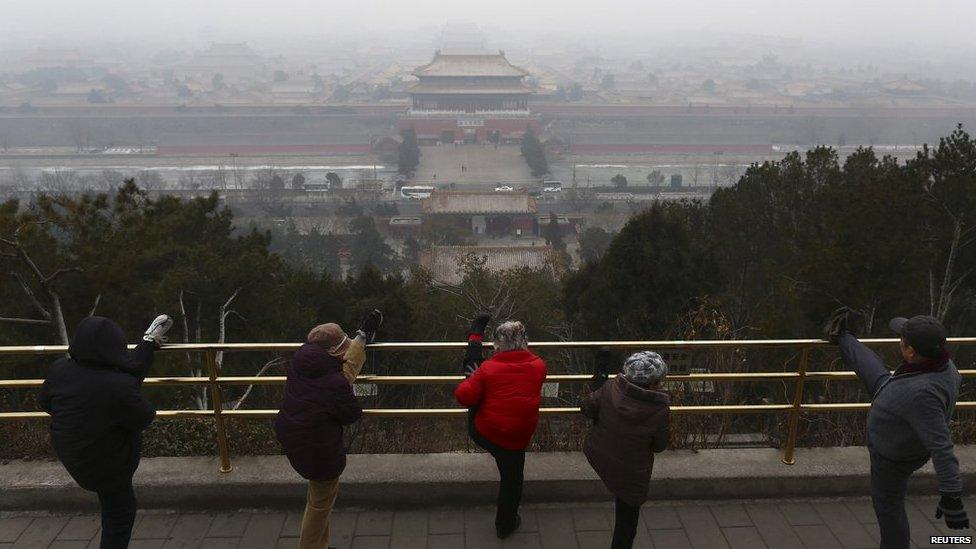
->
[455,314,547,539]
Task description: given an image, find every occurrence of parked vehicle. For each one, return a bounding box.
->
[400,185,435,199]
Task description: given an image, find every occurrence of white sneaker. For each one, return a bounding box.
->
[143,314,174,344]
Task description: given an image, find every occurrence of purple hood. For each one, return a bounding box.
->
[275,342,362,481]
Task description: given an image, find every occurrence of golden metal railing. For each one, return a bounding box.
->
[2,338,975,473]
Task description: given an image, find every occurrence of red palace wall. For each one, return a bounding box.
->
[568,143,774,155]
[157,144,372,156]
[398,117,542,142]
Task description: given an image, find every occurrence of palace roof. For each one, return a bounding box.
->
[412,51,529,78]
[407,81,532,95]
[422,191,538,215]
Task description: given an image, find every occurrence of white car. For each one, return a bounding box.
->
[543,186,562,193]
[494,185,514,192]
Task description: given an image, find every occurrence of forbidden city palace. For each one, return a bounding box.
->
[398,50,542,144]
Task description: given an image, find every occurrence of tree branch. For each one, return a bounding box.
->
[232,357,286,410]
[0,317,52,326]
[87,294,101,317]
[44,267,83,284]
[9,272,51,320]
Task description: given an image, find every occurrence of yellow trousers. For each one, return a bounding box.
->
[299,477,340,549]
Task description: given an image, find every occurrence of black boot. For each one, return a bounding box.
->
[496,514,521,539]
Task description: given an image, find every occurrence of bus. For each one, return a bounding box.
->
[400,185,435,199]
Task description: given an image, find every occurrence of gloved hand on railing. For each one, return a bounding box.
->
[357,309,383,344]
[936,493,970,529]
[590,346,611,390]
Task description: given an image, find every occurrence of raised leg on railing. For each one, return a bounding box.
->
[782,347,810,465]
[206,350,234,473]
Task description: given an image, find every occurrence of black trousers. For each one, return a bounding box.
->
[95,340,156,549]
[96,481,137,549]
[612,498,641,549]
[468,410,525,530]
[870,451,928,549]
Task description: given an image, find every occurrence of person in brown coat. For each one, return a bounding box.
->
[581,350,671,549]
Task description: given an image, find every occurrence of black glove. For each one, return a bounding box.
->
[590,346,611,390]
[357,309,383,343]
[936,494,970,529]
[469,312,491,336]
[822,307,854,344]
[463,361,478,377]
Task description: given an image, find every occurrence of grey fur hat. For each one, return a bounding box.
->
[493,321,528,352]
[622,351,668,386]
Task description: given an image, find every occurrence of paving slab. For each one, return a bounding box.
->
[0,518,32,543]
[13,516,68,548]
[709,504,753,528]
[0,496,969,548]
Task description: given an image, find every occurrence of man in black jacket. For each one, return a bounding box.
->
[40,314,173,549]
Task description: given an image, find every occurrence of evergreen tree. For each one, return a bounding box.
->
[543,213,565,251]
[520,128,549,177]
[348,214,398,275]
[398,129,421,176]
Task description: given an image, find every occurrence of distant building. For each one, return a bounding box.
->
[421,190,538,236]
[388,216,423,237]
[420,245,559,285]
[537,214,577,237]
[22,49,94,68]
[399,51,541,144]
[179,43,263,82]
[270,80,320,104]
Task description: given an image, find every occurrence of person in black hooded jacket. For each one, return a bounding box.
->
[39,314,173,549]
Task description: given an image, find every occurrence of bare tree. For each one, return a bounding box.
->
[178,170,203,191]
[0,222,80,344]
[925,204,975,322]
[39,169,79,193]
[177,286,245,410]
[137,170,165,193]
[720,164,742,186]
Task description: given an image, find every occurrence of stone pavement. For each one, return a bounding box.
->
[413,144,535,187]
[2,496,973,549]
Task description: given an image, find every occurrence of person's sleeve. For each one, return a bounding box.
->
[39,378,52,413]
[117,379,156,432]
[329,383,364,425]
[455,365,486,407]
[652,410,671,453]
[579,384,603,420]
[906,390,962,494]
[837,333,891,397]
[341,337,367,385]
[461,337,484,374]
[121,340,157,382]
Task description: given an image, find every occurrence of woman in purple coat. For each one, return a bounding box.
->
[581,350,671,549]
[275,310,382,549]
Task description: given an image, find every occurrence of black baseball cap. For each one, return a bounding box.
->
[889,315,947,358]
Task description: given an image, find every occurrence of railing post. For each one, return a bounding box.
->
[206,350,233,473]
[782,347,810,465]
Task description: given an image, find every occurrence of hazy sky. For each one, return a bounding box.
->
[4,0,975,59]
